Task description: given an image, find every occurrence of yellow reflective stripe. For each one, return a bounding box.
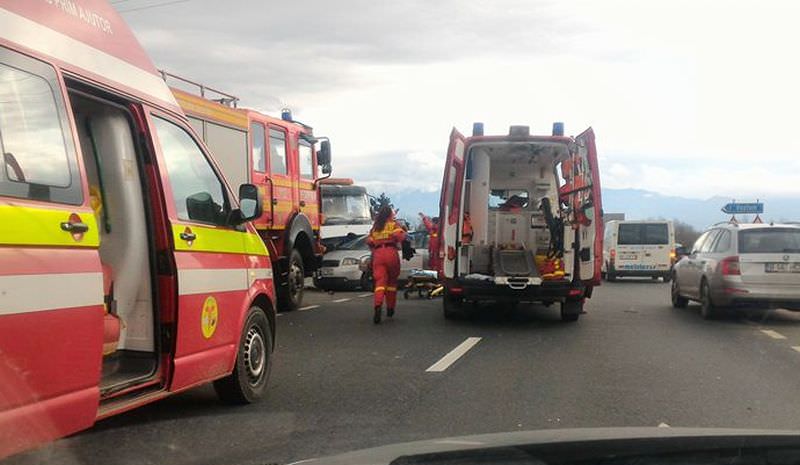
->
[172,89,248,129]
[272,177,293,188]
[374,286,385,292]
[0,205,99,247]
[386,286,397,292]
[172,223,268,256]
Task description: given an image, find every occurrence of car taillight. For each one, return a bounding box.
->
[609,249,616,262]
[720,256,740,276]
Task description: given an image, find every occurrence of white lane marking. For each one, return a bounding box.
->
[658,422,671,428]
[276,312,284,317]
[285,459,317,465]
[299,305,320,311]
[332,298,351,303]
[358,293,373,297]
[791,346,800,353]
[760,329,787,340]
[426,337,482,373]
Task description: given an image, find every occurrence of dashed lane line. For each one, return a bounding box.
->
[332,298,351,303]
[426,337,482,373]
[358,293,373,298]
[299,305,320,311]
[792,346,800,353]
[760,329,787,340]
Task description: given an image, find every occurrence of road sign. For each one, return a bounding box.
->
[721,202,764,215]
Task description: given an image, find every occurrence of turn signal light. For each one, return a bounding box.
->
[720,256,741,276]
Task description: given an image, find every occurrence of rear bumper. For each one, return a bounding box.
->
[714,283,800,309]
[448,277,584,303]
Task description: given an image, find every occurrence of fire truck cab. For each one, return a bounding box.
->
[0,1,276,458]
[169,81,331,311]
[438,123,603,322]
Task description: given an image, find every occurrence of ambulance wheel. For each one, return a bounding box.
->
[214,306,272,404]
[279,249,304,312]
[443,292,463,319]
[561,300,582,322]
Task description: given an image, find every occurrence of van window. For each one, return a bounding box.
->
[738,228,800,254]
[299,140,314,179]
[617,223,669,245]
[0,56,81,204]
[187,116,204,138]
[444,166,456,215]
[269,128,287,175]
[251,122,266,172]
[152,116,230,226]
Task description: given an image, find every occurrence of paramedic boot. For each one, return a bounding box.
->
[387,307,395,318]
[373,306,382,324]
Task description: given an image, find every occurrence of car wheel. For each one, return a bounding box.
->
[671,276,688,308]
[214,306,272,404]
[360,272,374,291]
[663,273,672,283]
[700,279,718,320]
[561,299,582,322]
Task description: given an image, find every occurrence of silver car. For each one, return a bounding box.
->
[671,223,800,318]
[314,233,430,291]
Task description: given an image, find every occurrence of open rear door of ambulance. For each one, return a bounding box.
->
[438,128,466,280]
[559,128,603,286]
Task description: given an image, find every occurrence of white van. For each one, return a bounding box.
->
[603,220,675,281]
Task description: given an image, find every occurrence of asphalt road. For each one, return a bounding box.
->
[9,280,800,465]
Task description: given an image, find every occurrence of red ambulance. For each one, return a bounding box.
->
[0,0,276,458]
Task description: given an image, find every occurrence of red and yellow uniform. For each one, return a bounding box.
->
[367,218,406,311]
[420,214,441,273]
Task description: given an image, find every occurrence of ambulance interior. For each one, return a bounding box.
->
[69,90,158,393]
[460,142,574,282]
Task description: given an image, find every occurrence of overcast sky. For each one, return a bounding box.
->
[120,0,800,200]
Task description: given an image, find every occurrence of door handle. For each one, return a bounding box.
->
[179,231,196,241]
[60,221,89,233]
[272,199,279,205]
[299,200,306,207]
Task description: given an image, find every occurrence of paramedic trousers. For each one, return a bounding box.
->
[372,246,401,310]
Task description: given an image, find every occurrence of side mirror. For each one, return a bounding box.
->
[231,183,262,225]
[321,163,332,175]
[317,140,331,166]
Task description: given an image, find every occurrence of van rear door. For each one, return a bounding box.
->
[559,128,603,285]
[438,128,466,279]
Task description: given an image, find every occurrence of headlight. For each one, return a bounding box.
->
[341,257,359,266]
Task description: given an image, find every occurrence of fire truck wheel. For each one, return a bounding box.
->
[279,249,305,312]
[214,306,272,404]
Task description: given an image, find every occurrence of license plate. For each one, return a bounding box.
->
[321,268,334,276]
[765,262,800,273]
[619,253,637,260]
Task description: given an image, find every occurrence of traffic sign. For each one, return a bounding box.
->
[721,202,764,215]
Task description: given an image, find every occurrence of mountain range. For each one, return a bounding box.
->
[387,188,800,231]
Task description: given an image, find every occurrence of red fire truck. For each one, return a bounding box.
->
[0,0,276,458]
[167,78,331,311]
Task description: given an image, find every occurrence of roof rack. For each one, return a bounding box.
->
[160,70,239,108]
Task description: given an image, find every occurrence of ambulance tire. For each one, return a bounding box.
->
[279,249,305,312]
[214,306,272,404]
[560,299,582,322]
[443,292,463,319]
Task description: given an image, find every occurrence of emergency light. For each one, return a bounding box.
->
[552,122,564,136]
[472,122,484,136]
[281,108,293,121]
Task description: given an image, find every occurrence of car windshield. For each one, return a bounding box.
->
[739,228,800,253]
[10,2,800,465]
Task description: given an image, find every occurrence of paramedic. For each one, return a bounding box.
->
[368,205,406,324]
[418,213,440,272]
